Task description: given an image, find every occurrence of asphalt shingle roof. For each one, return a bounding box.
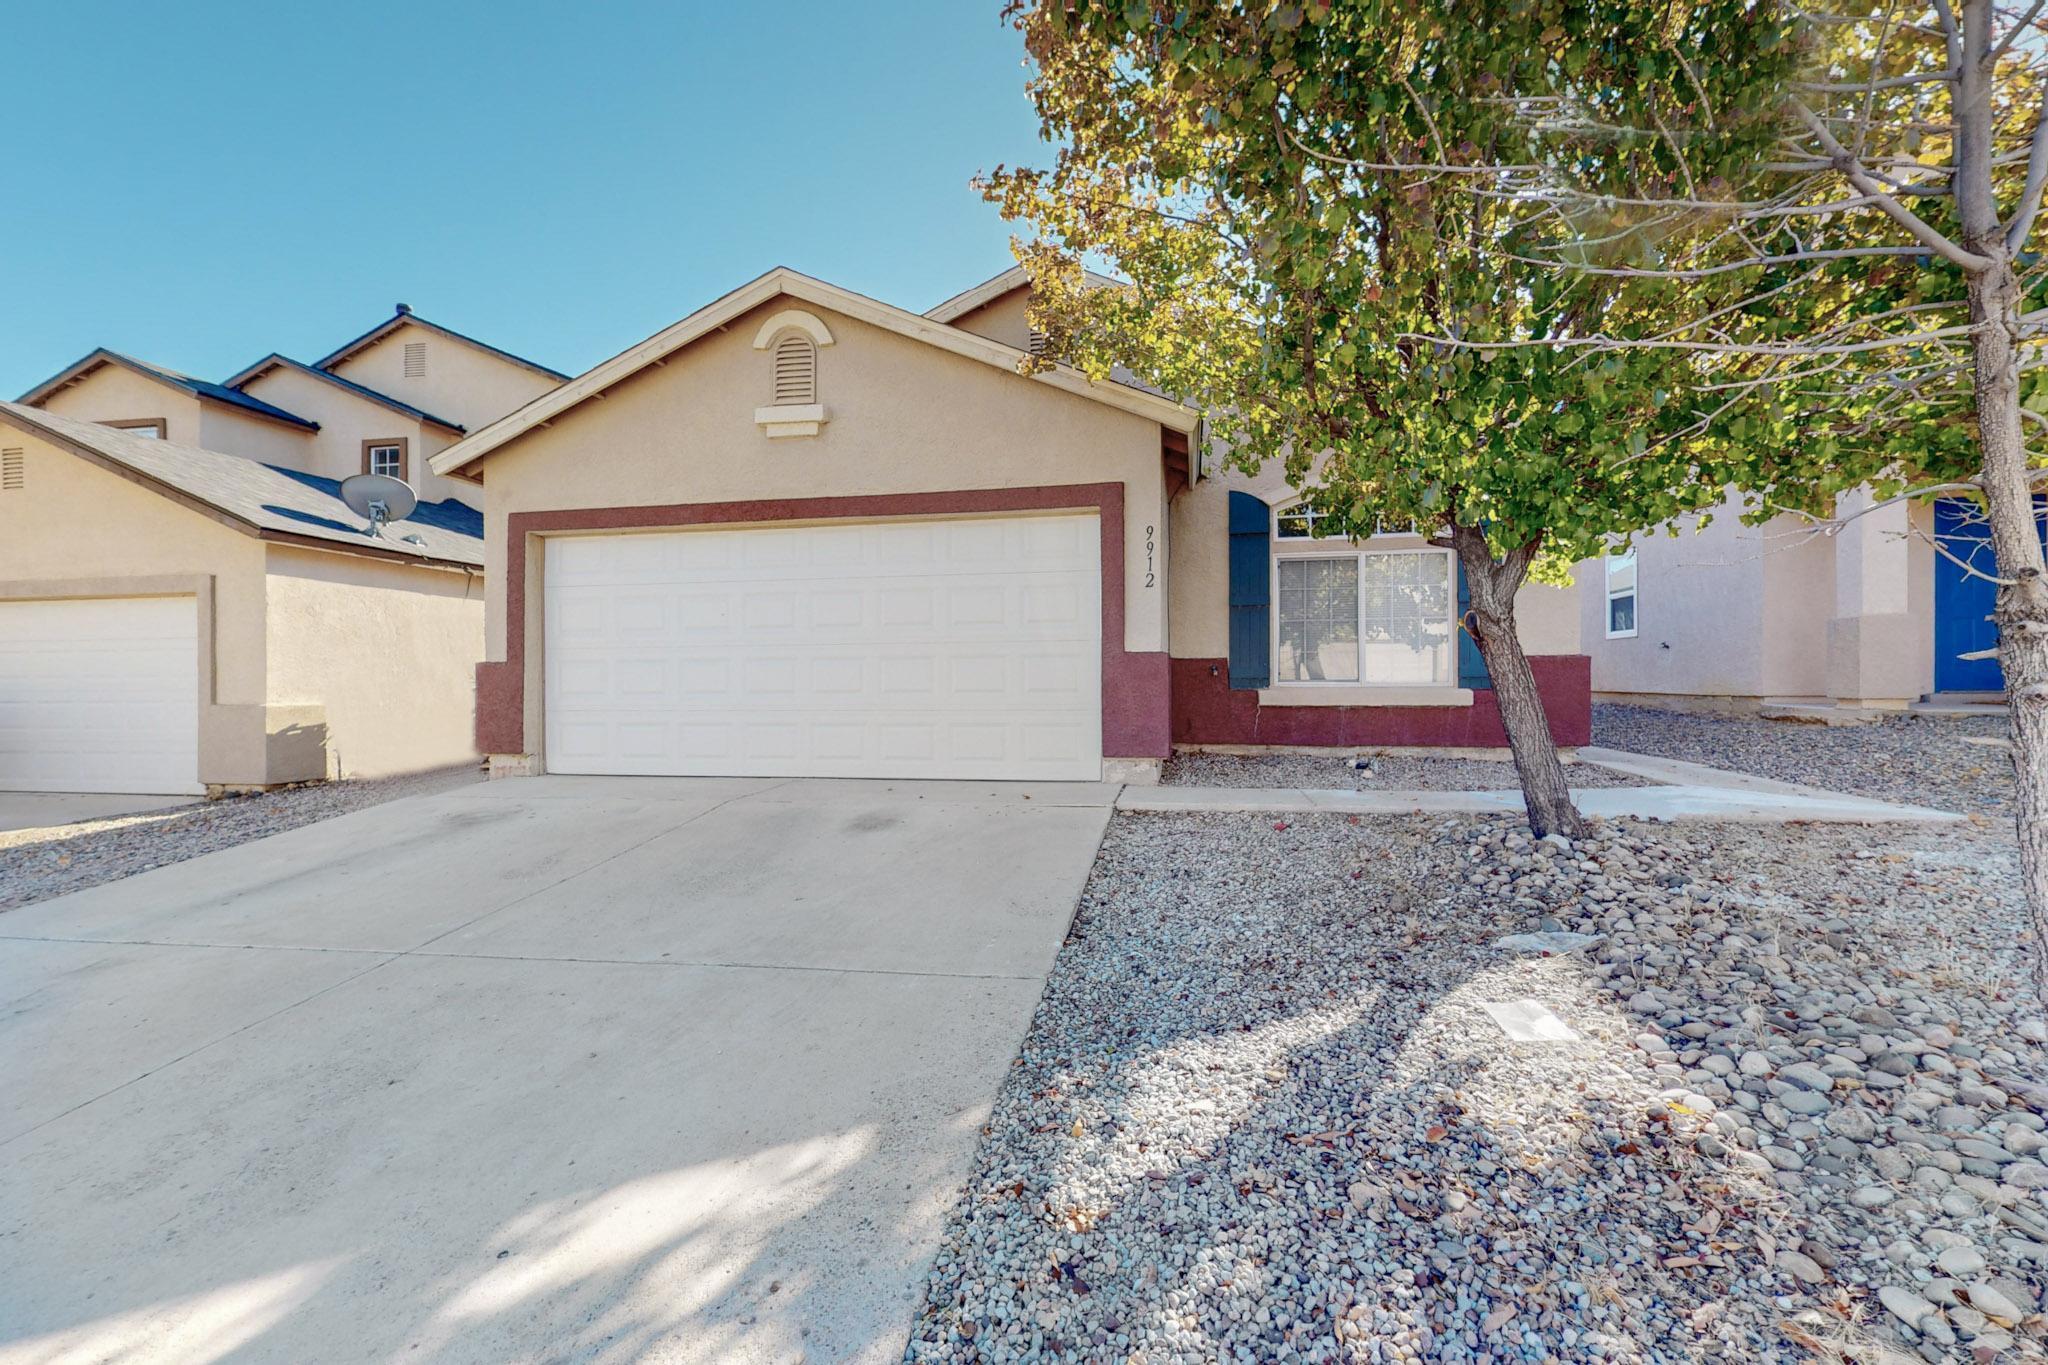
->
[227,353,467,432]
[17,349,319,429]
[0,402,483,567]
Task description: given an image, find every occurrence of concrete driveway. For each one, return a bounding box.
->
[0,775,1116,1364]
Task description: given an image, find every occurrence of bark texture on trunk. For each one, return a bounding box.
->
[1957,0,2048,1001]
[1969,260,2048,1001]
[1451,525,1588,840]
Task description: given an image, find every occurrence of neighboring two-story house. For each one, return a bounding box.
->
[0,308,565,795]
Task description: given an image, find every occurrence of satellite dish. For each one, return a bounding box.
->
[339,473,418,539]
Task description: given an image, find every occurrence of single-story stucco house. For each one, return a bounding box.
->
[1579,486,1992,711]
[428,266,1588,785]
[0,309,565,795]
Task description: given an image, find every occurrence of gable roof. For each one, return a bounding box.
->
[314,305,571,382]
[924,265,1127,324]
[223,353,467,433]
[0,402,483,568]
[428,267,1200,479]
[18,349,319,431]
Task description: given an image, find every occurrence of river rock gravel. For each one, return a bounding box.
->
[905,811,2048,1364]
[1593,705,2013,817]
[1161,752,1656,791]
[0,764,483,910]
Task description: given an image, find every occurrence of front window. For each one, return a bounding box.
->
[1276,504,1333,539]
[1277,557,1360,681]
[1273,504,1456,686]
[1605,547,1638,638]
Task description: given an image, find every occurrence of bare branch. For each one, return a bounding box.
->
[1495,245,1933,279]
[1931,0,1967,69]
[1398,320,1999,357]
[1796,70,1958,92]
[2008,85,2048,251]
[1991,0,2048,64]
[1795,102,1995,270]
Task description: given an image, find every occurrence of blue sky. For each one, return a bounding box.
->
[0,2,1048,395]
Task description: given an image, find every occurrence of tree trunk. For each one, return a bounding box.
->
[1956,0,2048,1004]
[1451,524,1589,840]
[1968,258,2048,1003]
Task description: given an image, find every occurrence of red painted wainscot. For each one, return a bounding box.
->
[1169,654,1593,749]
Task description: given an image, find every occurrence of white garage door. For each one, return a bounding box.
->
[0,597,202,795]
[544,514,1103,780]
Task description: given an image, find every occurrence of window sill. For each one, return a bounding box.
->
[755,404,827,438]
[1257,685,1474,708]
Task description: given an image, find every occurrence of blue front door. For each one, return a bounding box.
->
[1934,498,2031,692]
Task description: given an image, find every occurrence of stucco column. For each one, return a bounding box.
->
[1826,488,1918,706]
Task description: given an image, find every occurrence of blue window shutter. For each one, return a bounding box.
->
[1456,557,1492,689]
[1227,491,1271,689]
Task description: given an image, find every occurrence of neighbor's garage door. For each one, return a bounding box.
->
[0,597,201,795]
[543,514,1103,780]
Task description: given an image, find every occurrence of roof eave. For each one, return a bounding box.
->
[924,265,1129,325]
[429,269,1199,479]
[0,405,481,571]
[224,353,466,435]
[314,313,570,383]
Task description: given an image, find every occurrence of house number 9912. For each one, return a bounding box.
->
[1144,525,1156,588]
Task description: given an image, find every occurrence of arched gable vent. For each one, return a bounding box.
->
[749,308,835,438]
[771,331,816,405]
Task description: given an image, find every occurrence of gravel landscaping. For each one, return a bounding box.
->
[0,764,483,910]
[1594,704,2015,817]
[1161,751,1658,791]
[907,810,2048,1363]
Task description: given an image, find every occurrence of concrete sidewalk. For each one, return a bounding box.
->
[1119,757,1964,826]
[0,776,1118,1365]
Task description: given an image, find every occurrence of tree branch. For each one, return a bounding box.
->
[2008,84,2048,252]
[1795,101,1994,270]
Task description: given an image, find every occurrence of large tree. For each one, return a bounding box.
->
[984,0,1814,835]
[1291,1,2048,988]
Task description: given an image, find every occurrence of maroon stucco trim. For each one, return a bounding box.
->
[1170,653,1593,748]
[478,483,1172,760]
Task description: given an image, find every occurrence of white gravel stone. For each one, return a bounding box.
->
[0,765,483,910]
[907,714,2047,1363]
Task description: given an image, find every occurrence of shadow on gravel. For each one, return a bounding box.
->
[905,811,1848,1363]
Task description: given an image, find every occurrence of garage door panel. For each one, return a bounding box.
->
[545,517,1102,780]
[556,646,1095,714]
[0,598,201,795]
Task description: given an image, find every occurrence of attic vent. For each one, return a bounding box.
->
[1028,327,1050,358]
[771,332,816,405]
[403,341,427,378]
[1,448,22,491]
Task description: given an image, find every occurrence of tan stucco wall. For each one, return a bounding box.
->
[262,545,484,778]
[38,368,316,467]
[236,366,470,506]
[1580,490,1939,703]
[1761,515,1836,698]
[38,368,207,446]
[1170,458,1581,660]
[194,405,313,465]
[473,297,1170,667]
[330,321,559,436]
[1580,500,1771,697]
[0,432,280,784]
[948,289,1035,352]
